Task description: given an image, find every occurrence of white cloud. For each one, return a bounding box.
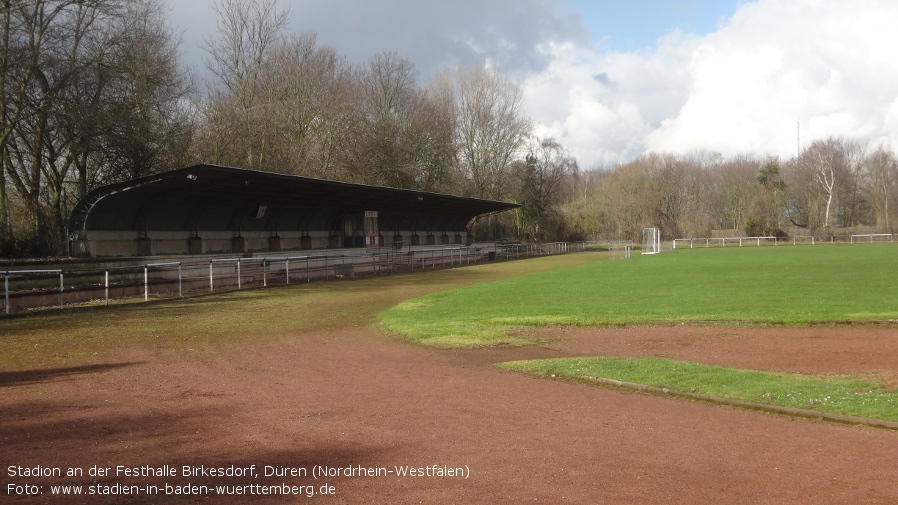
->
[523,33,698,167]
[525,0,898,167]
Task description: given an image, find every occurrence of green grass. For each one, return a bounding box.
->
[380,245,898,347]
[498,357,898,422]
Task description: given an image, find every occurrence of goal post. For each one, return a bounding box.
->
[642,227,661,255]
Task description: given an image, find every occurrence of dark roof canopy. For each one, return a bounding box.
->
[69,164,518,236]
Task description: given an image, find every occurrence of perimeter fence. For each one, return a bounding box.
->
[1,241,595,315]
[672,233,898,250]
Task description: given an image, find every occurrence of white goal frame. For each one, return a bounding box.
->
[642,227,661,255]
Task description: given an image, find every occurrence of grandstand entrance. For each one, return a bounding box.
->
[342,211,380,248]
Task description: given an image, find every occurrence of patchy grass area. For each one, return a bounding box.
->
[0,253,600,369]
[380,245,898,347]
[498,357,898,422]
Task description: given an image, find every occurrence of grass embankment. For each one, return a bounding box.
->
[380,245,898,347]
[498,357,898,423]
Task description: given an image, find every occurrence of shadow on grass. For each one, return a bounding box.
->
[0,362,142,387]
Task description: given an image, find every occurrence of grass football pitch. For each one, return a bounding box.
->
[381,244,898,347]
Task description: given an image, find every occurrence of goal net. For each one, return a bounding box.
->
[642,227,661,255]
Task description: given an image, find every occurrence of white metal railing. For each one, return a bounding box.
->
[672,237,780,249]
[2,269,64,314]
[1,242,591,315]
[851,233,896,244]
[673,234,898,249]
[145,262,182,300]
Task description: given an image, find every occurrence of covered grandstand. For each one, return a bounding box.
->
[68,164,518,258]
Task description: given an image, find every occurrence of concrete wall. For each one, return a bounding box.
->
[75,230,470,258]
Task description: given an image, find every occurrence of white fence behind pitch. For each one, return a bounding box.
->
[673,233,898,249]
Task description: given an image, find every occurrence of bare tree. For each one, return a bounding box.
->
[345,52,457,190]
[63,0,195,193]
[451,63,532,201]
[639,152,708,239]
[201,0,289,169]
[800,137,868,234]
[710,155,760,232]
[203,0,288,102]
[0,0,22,249]
[3,0,117,255]
[254,32,350,176]
[515,137,577,241]
[865,144,898,232]
[1,0,194,256]
[835,138,869,227]
[593,159,653,241]
[350,52,420,186]
[806,139,837,231]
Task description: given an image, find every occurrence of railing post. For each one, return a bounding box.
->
[144,266,149,301]
[59,272,64,308]
[105,271,109,306]
[178,263,183,297]
[209,261,214,292]
[4,274,8,314]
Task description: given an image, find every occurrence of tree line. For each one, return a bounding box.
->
[2,0,897,258]
[562,138,898,243]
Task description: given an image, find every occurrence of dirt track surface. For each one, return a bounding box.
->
[3,321,898,504]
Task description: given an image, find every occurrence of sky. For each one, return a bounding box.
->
[168,0,898,169]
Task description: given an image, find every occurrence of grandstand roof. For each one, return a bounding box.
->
[69,164,518,237]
